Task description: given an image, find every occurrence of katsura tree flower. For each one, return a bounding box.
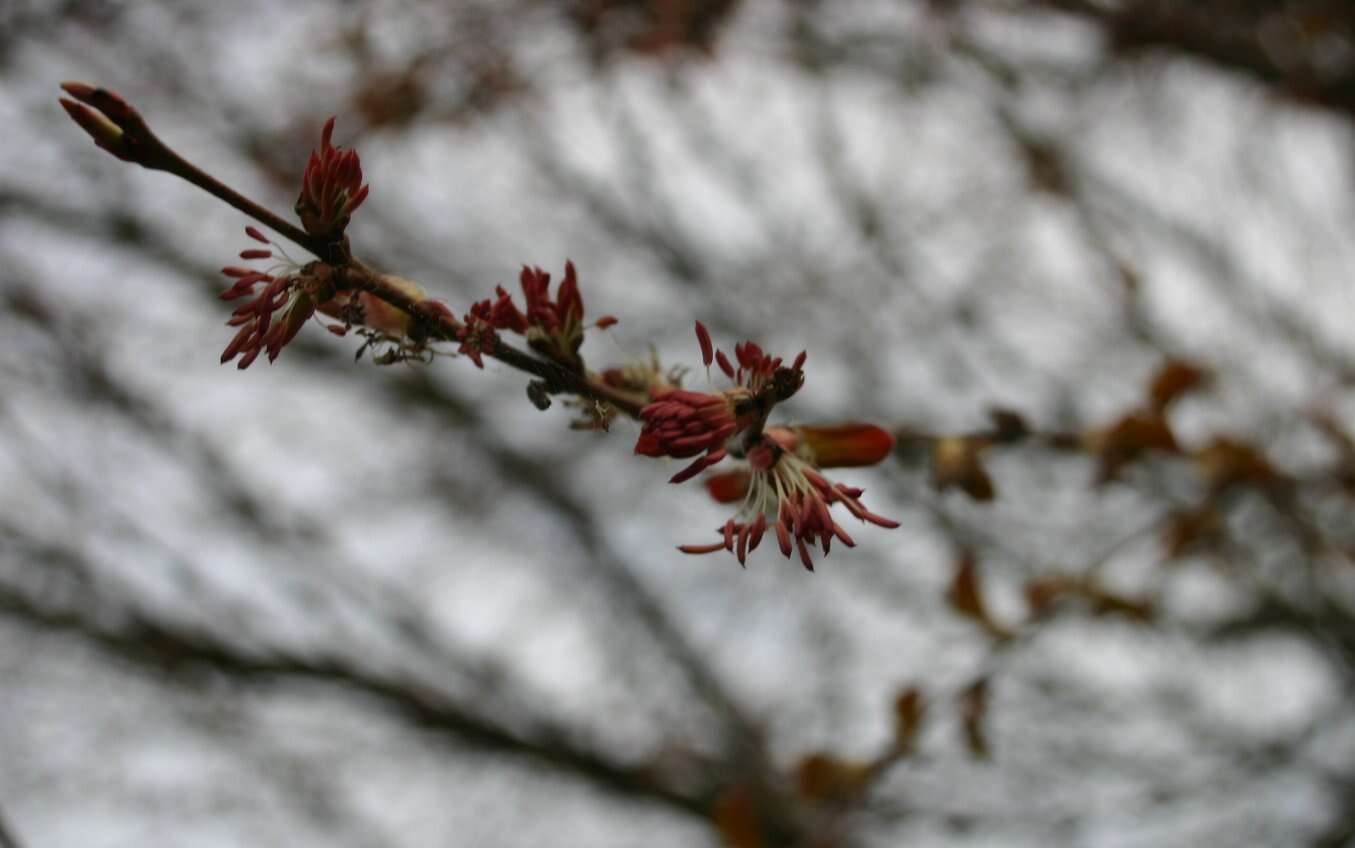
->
[295,117,369,239]
[681,428,899,571]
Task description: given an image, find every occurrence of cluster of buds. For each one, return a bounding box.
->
[635,322,807,484]
[635,323,898,569]
[466,262,615,372]
[457,298,499,369]
[58,82,151,164]
[218,120,443,367]
[635,388,742,482]
[459,261,616,371]
[295,117,369,239]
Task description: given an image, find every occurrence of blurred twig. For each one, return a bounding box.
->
[0,804,23,848]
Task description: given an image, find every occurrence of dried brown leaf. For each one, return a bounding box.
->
[959,678,991,760]
[1149,360,1207,412]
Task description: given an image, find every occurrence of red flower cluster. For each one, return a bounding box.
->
[457,299,499,369]
[295,117,369,238]
[219,227,323,368]
[490,263,583,337]
[636,322,896,569]
[634,321,807,483]
[635,388,740,483]
[711,337,807,397]
[681,428,899,571]
[459,261,614,371]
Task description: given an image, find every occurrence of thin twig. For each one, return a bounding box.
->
[0,803,25,848]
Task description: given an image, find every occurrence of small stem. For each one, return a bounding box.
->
[157,148,333,260]
[336,263,647,418]
[0,802,24,848]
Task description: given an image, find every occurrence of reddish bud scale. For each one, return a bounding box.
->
[59,99,129,160]
[58,83,151,164]
[423,300,458,324]
[797,423,896,468]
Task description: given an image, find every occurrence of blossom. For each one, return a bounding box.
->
[634,321,807,482]
[635,321,894,568]
[218,227,326,368]
[635,387,741,483]
[483,261,601,369]
[679,429,899,571]
[458,299,499,369]
[295,117,369,238]
[218,225,453,367]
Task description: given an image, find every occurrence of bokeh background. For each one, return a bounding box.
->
[4,1,1355,846]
